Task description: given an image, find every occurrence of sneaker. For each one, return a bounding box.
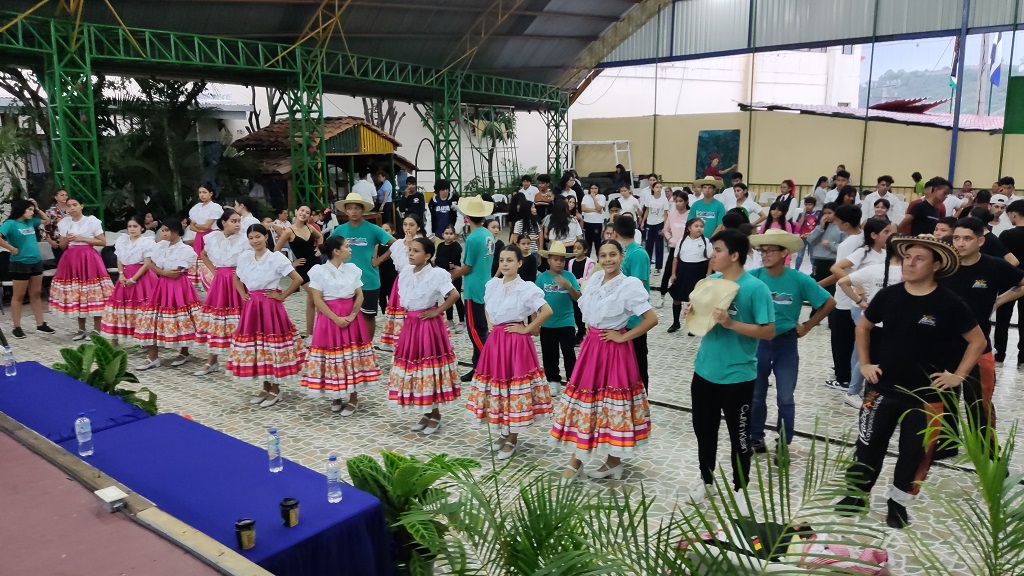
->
[36,323,55,334]
[686,481,714,505]
[835,495,868,516]
[12,327,26,339]
[843,393,862,409]
[823,379,849,391]
[455,322,466,334]
[886,499,909,529]
[656,294,666,309]
[72,330,88,341]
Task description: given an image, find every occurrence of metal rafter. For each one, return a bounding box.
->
[541,92,570,178]
[441,0,527,72]
[415,74,462,195]
[286,46,328,209]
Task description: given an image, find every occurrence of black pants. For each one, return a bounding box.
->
[465,299,488,366]
[691,373,754,490]
[446,278,466,322]
[633,332,649,392]
[812,258,836,295]
[572,302,584,339]
[660,247,676,295]
[539,326,577,383]
[994,299,1024,360]
[828,307,855,383]
[846,386,942,502]
[583,222,603,256]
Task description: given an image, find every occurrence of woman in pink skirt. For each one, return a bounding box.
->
[551,239,658,481]
[192,209,248,376]
[380,214,425,349]
[134,220,201,370]
[301,235,380,416]
[186,186,222,291]
[388,237,462,435]
[467,245,554,460]
[229,224,305,409]
[100,215,157,344]
[51,198,115,340]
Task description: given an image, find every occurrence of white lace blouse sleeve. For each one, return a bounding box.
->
[307,264,326,292]
[430,267,456,301]
[272,252,294,278]
[113,234,130,262]
[621,277,652,318]
[86,216,104,237]
[347,263,363,286]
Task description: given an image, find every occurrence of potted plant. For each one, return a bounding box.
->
[52,333,158,415]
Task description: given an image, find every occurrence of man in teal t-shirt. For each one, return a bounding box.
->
[451,197,495,381]
[748,230,836,453]
[332,194,395,338]
[688,229,775,503]
[536,242,581,386]
[688,178,727,238]
[614,214,651,390]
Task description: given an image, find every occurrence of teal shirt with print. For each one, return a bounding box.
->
[688,199,726,238]
[536,270,580,328]
[694,272,775,384]
[0,217,42,264]
[331,221,392,290]
[750,267,831,336]
[464,227,495,302]
[622,240,651,329]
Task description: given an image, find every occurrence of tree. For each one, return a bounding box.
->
[362,97,406,136]
[463,107,516,194]
[247,86,284,134]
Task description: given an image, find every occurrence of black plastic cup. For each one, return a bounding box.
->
[235,518,256,550]
[280,497,299,527]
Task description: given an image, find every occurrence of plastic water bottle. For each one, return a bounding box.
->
[4,346,16,377]
[326,455,343,503]
[267,428,283,473]
[75,413,93,457]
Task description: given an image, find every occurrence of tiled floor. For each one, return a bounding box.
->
[10,272,1023,575]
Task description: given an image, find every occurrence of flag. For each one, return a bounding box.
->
[991,32,1004,86]
[949,37,960,88]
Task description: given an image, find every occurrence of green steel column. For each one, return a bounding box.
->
[542,91,569,177]
[285,46,327,208]
[431,73,462,195]
[44,20,103,220]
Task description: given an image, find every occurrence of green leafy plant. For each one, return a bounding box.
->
[52,334,158,416]
[346,451,480,576]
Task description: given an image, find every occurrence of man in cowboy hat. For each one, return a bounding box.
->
[688,177,727,238]
[536,240,582,391]
[839,234,985,529]
[331,192,396,341]
[747,230,835,457]
[451,195,496,382]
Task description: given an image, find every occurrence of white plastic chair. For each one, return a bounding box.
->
[759,192,779,206]
[491,194,508,228]
[37,242,57,278]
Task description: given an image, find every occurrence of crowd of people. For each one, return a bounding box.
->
[3,166,1022,531]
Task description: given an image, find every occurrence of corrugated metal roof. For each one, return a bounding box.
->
[744,101,1005,131]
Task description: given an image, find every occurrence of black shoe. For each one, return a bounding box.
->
[751,439,767,454]
[995,353,1006,363]
[835,496,868,516]
[886,499,909,529]
[11,327,25,339]
[36,323,55,334]
[460,370,475,383]
[932,447,959,461]
[667,323,681,333]
[823,379,849,391]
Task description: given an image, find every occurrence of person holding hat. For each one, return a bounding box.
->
[427,179,458,238]
[688,178,727,239]
[397,176,425,221]
[451,195,496,382]
[747,230,835,455]
[839,234,985,529]
[536,241,582,391]
[331,193,396,341]
[685,229,775,505]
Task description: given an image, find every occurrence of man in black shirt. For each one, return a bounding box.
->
[838,235,985,529]
[901,177,949,236]
[397,177,425,220]
[994,200,1024,364]
[970,206,1020,266]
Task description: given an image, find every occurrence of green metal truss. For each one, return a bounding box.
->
[415,75,463,195]
[42,20,103,219]
[542,93,570,177]
[285,47,328,209]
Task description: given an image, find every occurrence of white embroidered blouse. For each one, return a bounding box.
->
[236,251,294,290]
[57,215,103,246]
[114,235,155,265]
[397,265,455,311]
[308,262,362,299]
[150,240,196,271]
[483,277,547,325]
[389,239,411,273]
[579,270,652,329]
[188,201,223,226]
[203,231,248,268]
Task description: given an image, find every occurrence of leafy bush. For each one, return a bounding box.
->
[52,334,158,415]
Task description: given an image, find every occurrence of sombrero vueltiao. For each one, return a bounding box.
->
[693,176,724,190]
[890,234,959,278]
[749,229,804,254]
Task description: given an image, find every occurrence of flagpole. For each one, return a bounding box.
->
[947,0,971,183]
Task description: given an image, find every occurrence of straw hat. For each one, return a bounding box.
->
[890,234,960,278]
[457,196,494,218]
[539,240,576,258]
[685,277,741,337]
[693,176,724,190]
[335,192,373,212]
[749,229,804,254]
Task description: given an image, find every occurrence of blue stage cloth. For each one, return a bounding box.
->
[59,414,393,576]
[0,361,149,443]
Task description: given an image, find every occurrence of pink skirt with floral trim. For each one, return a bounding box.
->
[50,245,114,318]
[301,297,381,399]
[466,324,552,434]
[100,263,157,337]
[130,273,201,348]
[195,267,245,351]
[387,310,460,410]
[227,290,305,383]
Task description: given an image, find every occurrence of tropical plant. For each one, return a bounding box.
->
[346,451,480,576]
[52,334,158,416]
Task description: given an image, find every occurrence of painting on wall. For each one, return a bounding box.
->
[695,129,740,181]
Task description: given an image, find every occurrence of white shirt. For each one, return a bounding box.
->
[834,239,885,310]
[738,198,764,222]
[519,185,539,203]
[715,191,737,211]
[943,194,964,216]
[677,235,712,263]
[114,235,155,265]
[150,240,196,271]
[397,265,455,311]
[239,214,261,235]
[825,189,839,204]
[992,213,1013,236]
[188,201,223,226]
[847,262,903,305]
[581,194,605,224]
[638,186,652,206]
[308,261,362,299]
[545,219,582,244]
[861,192,905,224]
[617,195,642,218]
[236,251,293,290]
[57,215,103,246]
[203,230,248,268]
[352,179,376,205]
[483,277,547,325]
[390,240,411,273]
[644,194,672,225]
[744,249,762,271]
[579,270,652,329]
